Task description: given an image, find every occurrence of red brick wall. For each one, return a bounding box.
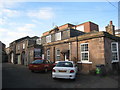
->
[90,22,99,32]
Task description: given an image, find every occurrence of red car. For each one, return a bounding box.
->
[28,59,54,72]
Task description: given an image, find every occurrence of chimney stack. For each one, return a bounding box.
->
[110,21,113,25]
[105,21,115,35]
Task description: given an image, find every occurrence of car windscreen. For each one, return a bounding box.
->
[32,60,43,64]
[56,62,73,67]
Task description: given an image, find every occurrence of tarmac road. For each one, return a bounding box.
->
[2,63,119,88]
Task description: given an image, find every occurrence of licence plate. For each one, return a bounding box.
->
[59,70,66,72]
[33,65,38,67]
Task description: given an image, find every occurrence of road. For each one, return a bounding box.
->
[2,63,119,88]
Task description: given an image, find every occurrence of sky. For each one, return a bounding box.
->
[0,0,119,47]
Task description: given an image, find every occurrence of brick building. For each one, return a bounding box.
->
[8,36,42,65]
[0,41,8,62]
[41,21,120,74]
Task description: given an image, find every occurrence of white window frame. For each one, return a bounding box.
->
[47,49,50,60]
[111,42,119,63]
[80,43,89,63]
[56,49,60,61]
[23,43,25,49]
[36,38,41,45]
[55,32,61,41]
[46,35,51,43]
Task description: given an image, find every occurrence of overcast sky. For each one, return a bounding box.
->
[0,0,119,47]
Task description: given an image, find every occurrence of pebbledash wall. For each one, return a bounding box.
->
[41,21,120,74]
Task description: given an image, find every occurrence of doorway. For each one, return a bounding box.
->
[11,53,14,63]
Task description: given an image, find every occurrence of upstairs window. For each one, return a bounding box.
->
[55,32,61,41]
[23,43,25,49]
[111,42,119,63]
[80,43,89,62]
[46,35,51,43]
[36,38,41,45]
[18,45,20,51]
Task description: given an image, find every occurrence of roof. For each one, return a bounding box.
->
[43,31,120,46]
[76,21,98,27]
[10,36,39,45]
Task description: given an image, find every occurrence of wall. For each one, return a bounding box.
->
[44,43,69,62]
[104,37,120,73]
[76,21,99,33]
[75,37,105,73]
[70,29,85,37]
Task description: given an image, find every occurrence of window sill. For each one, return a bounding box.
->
[77,61,92,64]
[111,60,119,63]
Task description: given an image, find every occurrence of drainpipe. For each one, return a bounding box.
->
[76,37,78,62]
[53,47,55,63]
[69,42,71,61]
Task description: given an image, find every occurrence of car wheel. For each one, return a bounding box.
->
[31,70,34,72]
[44,68,48,73]
[52,78,56,80]
[72,77,76,81]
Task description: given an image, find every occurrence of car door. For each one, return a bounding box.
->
[43,60,48,68]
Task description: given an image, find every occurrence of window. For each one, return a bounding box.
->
[55,32,61,41]
[23,43,25,49]
[36,38,41,45]
[56,62,73,67]
[56,49,60,61]
[32,60,43,64]
[46,35,51,43]
[18,45,20,50]
[111,42,119,63]
[47,49,50,60]
[80,43,89,62]
[34,49,41,58]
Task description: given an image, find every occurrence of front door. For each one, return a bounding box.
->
[22,52,25,65]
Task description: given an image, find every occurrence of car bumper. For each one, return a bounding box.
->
[52,73,76,79]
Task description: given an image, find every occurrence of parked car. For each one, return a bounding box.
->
[28,59,54,72]
[52,61,78,80]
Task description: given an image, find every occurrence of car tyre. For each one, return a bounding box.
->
[52,77,56,80]
[31,70,34,72]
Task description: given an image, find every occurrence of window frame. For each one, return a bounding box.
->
[80,43,89,62]
[46,35,51,43]
[36,38,41,45]
[56,49,60,61]
[111,42,119,63]
[47,49,50,60]
[18,45,20,51]
[55,32,61,41]
[23,43,25,49]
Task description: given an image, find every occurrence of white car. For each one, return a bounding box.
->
[52,61,78,80]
